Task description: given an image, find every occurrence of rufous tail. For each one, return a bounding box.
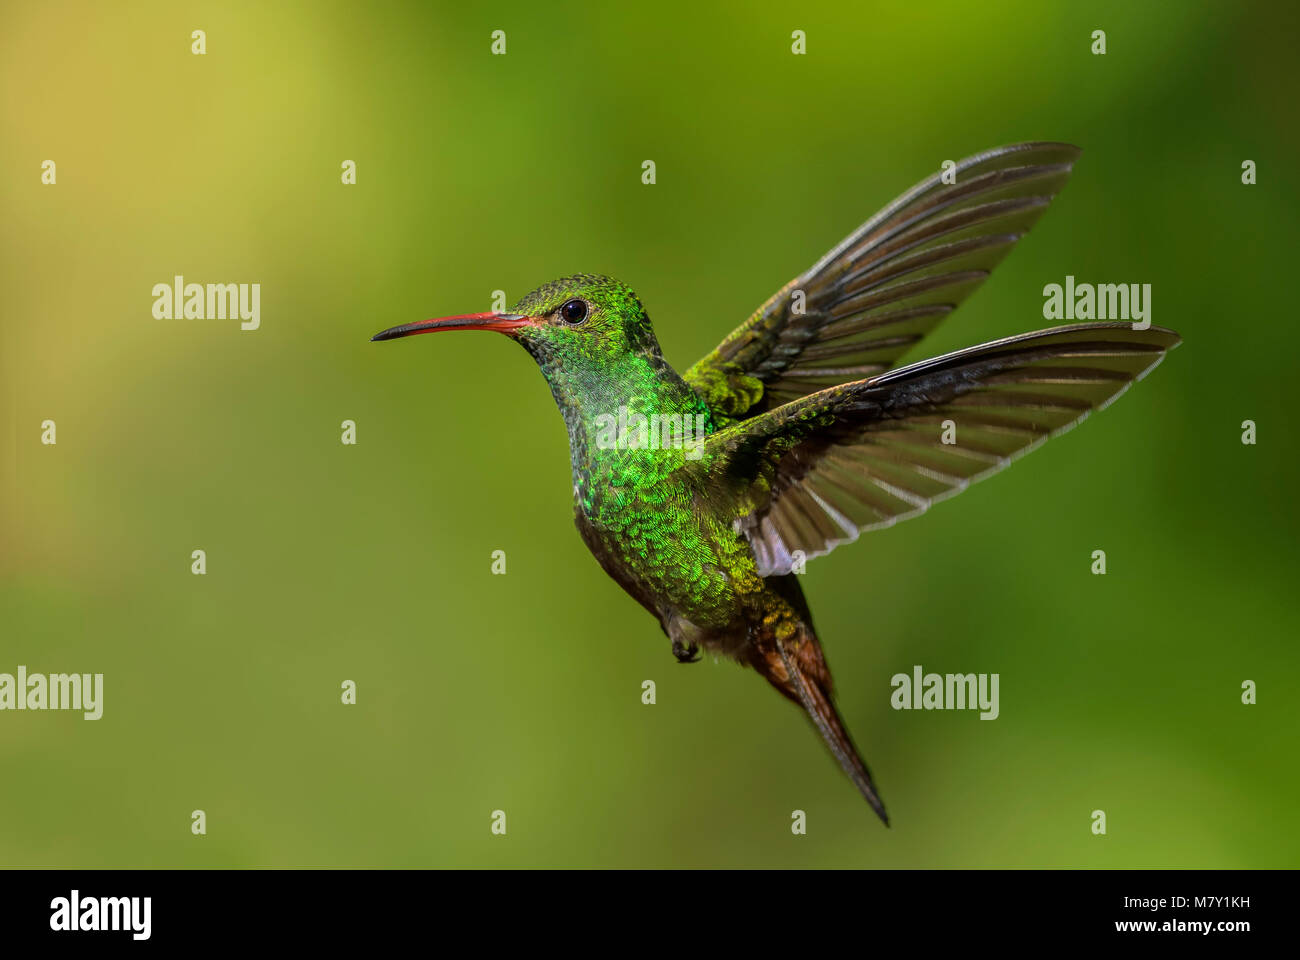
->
[759,626,889,825]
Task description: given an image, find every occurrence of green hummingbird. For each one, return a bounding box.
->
[373,142,1179,825]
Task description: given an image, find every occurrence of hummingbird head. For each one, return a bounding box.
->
[371,274,669,406]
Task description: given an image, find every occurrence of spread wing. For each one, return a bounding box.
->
[684,142,1082,424]
[693,324,1180,576]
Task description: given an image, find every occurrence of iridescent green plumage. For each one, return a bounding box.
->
[374,143,1181,825]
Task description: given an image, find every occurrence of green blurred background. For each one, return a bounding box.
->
[2,0,1297,868]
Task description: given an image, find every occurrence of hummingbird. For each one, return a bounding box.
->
[372,143,1179,825]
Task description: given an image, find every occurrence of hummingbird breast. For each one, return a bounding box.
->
[573,454,763,635]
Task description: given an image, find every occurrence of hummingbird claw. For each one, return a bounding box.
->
[672,638,701,664]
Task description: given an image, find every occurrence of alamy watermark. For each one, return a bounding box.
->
[50,890,150,940]
[1043,275,1151,330]
[0,666,103,719]
[891,664,999,719]
[152,275,260,330]
[592,406,707,459]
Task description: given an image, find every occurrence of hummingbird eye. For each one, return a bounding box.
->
[559,298,589,324]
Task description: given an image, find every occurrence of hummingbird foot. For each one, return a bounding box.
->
[671,638,701,664]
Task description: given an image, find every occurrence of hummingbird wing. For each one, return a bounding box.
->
[692,323,1179,576]
[683,142,1080,424]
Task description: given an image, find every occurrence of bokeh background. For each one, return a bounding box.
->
[2,0,1297,868]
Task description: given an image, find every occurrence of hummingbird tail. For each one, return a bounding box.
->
[769,628,890,826]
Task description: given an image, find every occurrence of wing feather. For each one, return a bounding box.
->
[695,323,1180,575]
[685,142,1082,423]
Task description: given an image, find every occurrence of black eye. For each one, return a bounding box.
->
[560,298,589,324]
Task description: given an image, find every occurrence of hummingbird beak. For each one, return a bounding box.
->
[370,312,537,342]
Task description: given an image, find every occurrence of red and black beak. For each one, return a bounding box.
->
[370,312,537,342]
